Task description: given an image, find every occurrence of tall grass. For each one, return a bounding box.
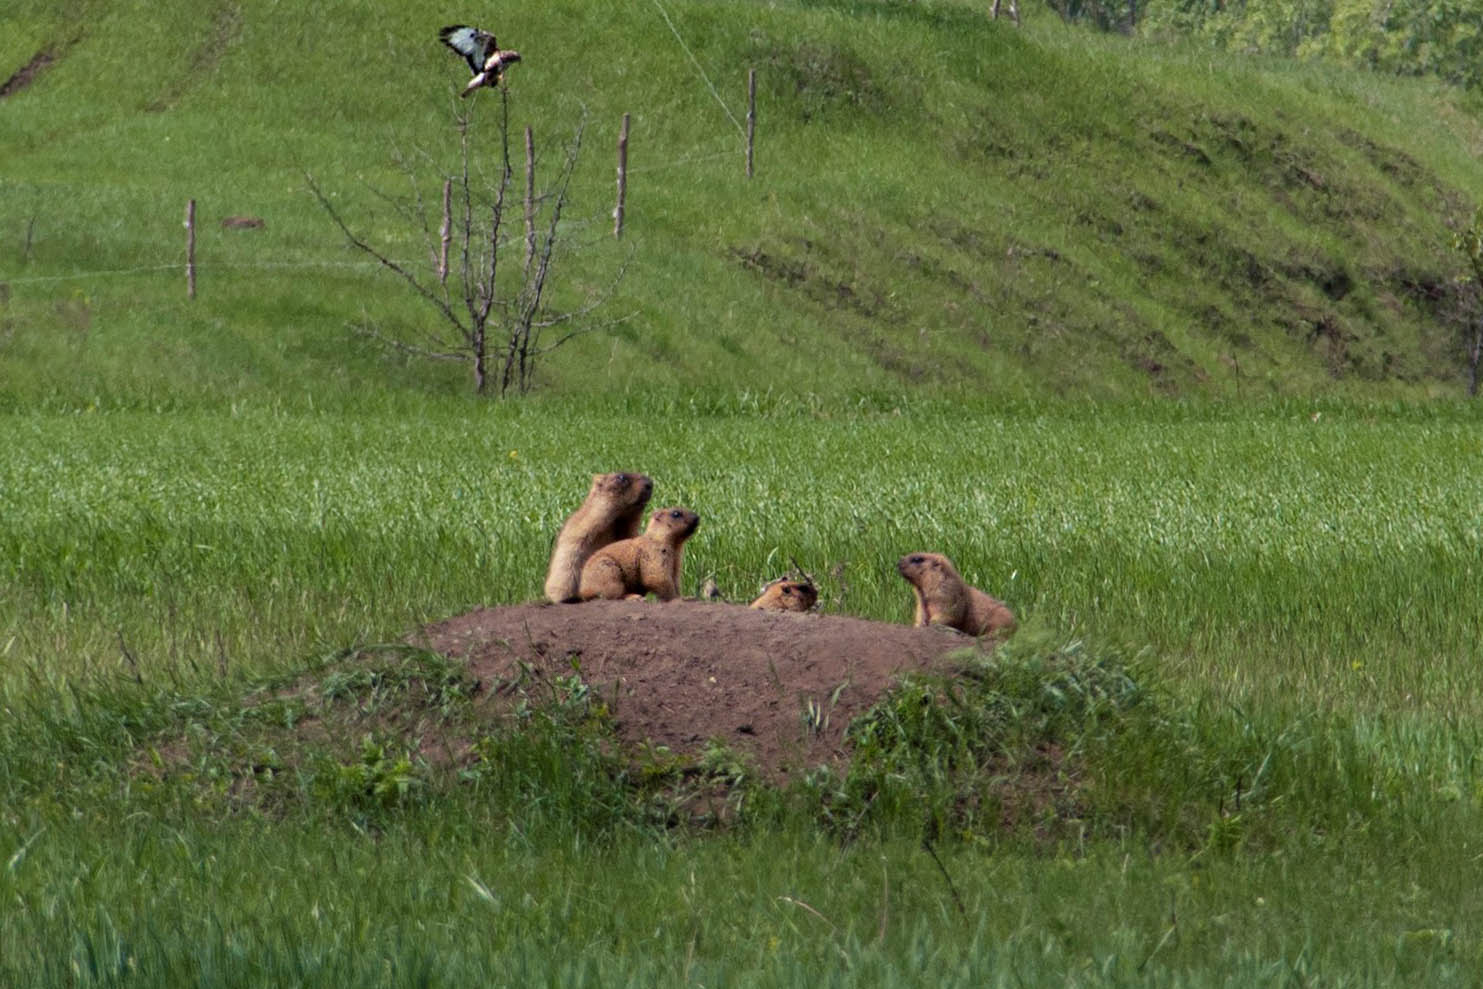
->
[3,402,1481,983]
[4,401,1478,710]
[2,805,1480,985]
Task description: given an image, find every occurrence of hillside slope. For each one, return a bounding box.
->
[3,0,1483,407]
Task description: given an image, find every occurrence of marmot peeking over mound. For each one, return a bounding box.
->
[544,472,654,603]
[749,578,818,613]
[896,552,1016,638]
[579,507,700,601]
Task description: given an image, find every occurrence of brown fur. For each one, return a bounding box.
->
[544,472,653,603]
[749,578,818,613]
[896,552,1016,638]
[579,507,700,601]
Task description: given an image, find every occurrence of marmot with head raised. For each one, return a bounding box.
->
[579,506,700,601]
[544,472,654,603]
[896,552,1016,638]
[749,577,818,613]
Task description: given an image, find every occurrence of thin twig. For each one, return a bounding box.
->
[350,322,466,361]
[306,172,467,340]
[777,896,837,932]
[532,311,639,358]
[530,252,635,330]
[117,630,143,685]
[922,835,967,924]
[777,897,852,965]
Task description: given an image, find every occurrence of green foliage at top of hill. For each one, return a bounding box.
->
[1138,0,1483,90]
[3,0,1483,409]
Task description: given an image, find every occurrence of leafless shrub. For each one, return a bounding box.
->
[308,92,629,396]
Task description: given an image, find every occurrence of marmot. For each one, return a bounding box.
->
[543,472,654,603]
[896,552,1016,638]
[579,507,700,601]
[749,578,818,613]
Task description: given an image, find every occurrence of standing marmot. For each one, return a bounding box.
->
[896,552,1016,638]
[579,507,700,601]
[749,578,818,613]
[544,472,654,603]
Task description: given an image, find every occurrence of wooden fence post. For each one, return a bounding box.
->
[185,198,196,299]
[614,112,629,239]
[746,69,756,179]
[438,178,451,286]
[524,125,536,273]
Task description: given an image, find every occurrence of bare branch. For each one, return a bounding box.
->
[351,322,467,362]
[306,172,470,342]
[512,126,581,392]
[458,112,476,326]
[389,144,440,276]
[519,122,584,341]
[310,94,623,397]
[532,309,639,357]
[532,252,635,330]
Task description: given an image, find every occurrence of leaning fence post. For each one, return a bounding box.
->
[614,112,629,239]
[438,179,451,286]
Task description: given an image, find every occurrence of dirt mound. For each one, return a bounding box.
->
[417,599,995,783]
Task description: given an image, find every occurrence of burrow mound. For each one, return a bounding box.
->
[416,599,995,783]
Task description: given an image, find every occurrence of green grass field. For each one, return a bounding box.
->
[7,0,1483,982]
[4,400,1481,713]
[6,0,1483,407]
[3,401,1483,984]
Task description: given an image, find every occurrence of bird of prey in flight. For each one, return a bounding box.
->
[440,25,522,96]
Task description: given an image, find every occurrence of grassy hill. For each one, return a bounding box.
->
[4,0,1483,409]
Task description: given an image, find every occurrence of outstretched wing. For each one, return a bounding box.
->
[439,25,495,75]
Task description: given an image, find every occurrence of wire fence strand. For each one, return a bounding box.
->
[2,260,396,285]
[5,68,757,291]
[649,0,746,139]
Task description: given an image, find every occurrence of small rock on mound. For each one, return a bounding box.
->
[417,599,995,783]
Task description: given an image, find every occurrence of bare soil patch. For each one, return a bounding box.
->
[1,40,75,100]
[416,599,993,783]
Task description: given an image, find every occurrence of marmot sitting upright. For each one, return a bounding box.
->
[579,507,700,601]
[544,472,653,603]
[896,552,1016,638]
[749,578,818,613]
